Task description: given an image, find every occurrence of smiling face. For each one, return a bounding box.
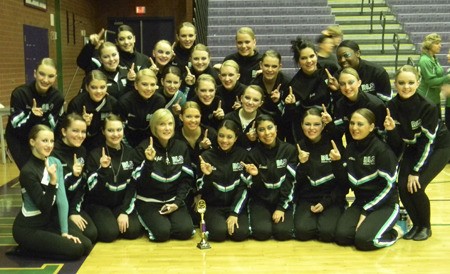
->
[339,72,361,101]
[34,64,57,94]
[155,116,175,144]
[162,73,181,97]
[395,71,419,100]
[103,120,124,149]
[177,26,196,50]
[257,120,277,147]
[219,65,240,90]
[86,79,108,102]
[153,42,174,67]
[217,126,238,152]
[260,56,281,81]
[116,30,135,53]
[196,80,216,105]
[301,114,324,143]
[100,45,120,72]
[191,50,210,73]
[135,75,158,100]
[349,112,374,141]
[180,107,201,131]
[337,47,360,69]
[62,120,87,148]
[298,47,317,75]
[236,33,256,57]
[30,130,54,159]
[241,87,263,114]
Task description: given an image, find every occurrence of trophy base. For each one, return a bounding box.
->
[197,240,211,250]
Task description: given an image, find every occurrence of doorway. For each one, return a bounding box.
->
[107,17,175,57]
[23,25,49,83]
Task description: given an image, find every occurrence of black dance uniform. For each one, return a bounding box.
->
[197,145,249,242]
[224,109,262,150]
[294,126,347,242]
[251,72,290,139]
[386,93,450,233]
[217,82,247,114]
[67,93,118,151]
[335,133,400,251]
[192,96,223,129]
[246,139,297,241]
[223,51,263,85]
[353,59,392,103]
[84,143,142,242]
[117,90,166,147]
[51,139,98,242]
[284,65,340,143]
[333,90,387,144]
[184,66,221,100]
[12,156,92,259]
[5,82,64,168]
[132,138,194,242]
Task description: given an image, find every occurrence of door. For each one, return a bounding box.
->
[107,17,175,57]
[23,25,49,83]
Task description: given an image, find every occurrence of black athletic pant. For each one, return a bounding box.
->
[249,200,293,241]
[205,206,249,242]
[398,146,450,229]
[68,210,98,243]
[294,201,343,242]
[136,201,194,242]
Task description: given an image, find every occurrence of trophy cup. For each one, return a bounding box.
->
[196,199,211,249]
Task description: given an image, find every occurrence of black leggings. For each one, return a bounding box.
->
[205,206,249,242]
[85,204,142,242]
[249,200,293,241]
[398,146,450,228]
[12,215,92,260]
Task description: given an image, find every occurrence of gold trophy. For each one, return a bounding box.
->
[196,199,211,249]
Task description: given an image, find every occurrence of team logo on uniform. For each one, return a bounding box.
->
[361,82,375,92]
[411,119,422,130]
[276,159,287,168]
[321,154,331,163]
[363,156,375,166]
[171,155,184,165]
[121,161,134,170]
[233,162,243,172]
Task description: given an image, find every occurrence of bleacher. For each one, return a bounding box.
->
[207,0,335,78]
[387,0,450,66]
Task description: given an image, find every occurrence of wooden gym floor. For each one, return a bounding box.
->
[1,161,450,273]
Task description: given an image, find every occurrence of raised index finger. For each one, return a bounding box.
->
[33,98,37,108]
[325,68,333,79]
[217,100,222,110]
[386,107,391,118]
[98,28,105,38]
[130,62,135,72]
[149,57,156,66]
[203,129,209,140]
[185,66,192,75]
[274,84,281,92]
[289,86,293,95]
[73,153,78,164]
[102,147,106,157]
[331,140,338,151]
[149,136,153,148]
[199,155,206,164]
[322,103,328,113]
[83,105,87,114]
[296,143,302,153]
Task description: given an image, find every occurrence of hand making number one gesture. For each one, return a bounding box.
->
[145,137,156,161]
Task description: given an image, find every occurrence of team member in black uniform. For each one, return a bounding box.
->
[192,74,224,129]
[224,85,265,150]
[197,119,249,242]
[52,114,98,243]
[334,109,402,251]
[13,125,91,259]
[331,68,387,144]
[84,114,141,242]
[172,22,197,72]
[284,37,340,143]
[67,70,118,151]
[251,50,290,140]
[244,114,297,241]
[150,40,176,83]
[77,41,133,99]
[132,109,194,242]
[384,65,450,241]
[117,68,165,147]
[159,65,187,117]
[337,40,392,103]
[6,58,64,169]
[222,27,262,85]
[294,108,347,242]
[77,25,150,73]
[184,44,220,100]
[217,60,247,114]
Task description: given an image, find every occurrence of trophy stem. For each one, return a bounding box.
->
[197,212,211,249]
